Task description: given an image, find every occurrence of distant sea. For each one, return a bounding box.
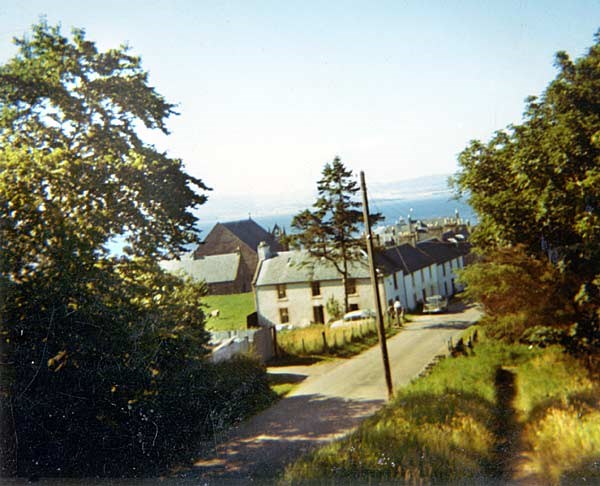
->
[195,193,476,236]
[108,175,476,253]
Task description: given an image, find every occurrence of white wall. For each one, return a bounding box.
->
[256,277,379,328]
[435,256,465,297]
[401,264,439,311]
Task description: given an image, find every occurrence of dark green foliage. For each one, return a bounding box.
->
[0,21,273,477]
[453,32,600,358]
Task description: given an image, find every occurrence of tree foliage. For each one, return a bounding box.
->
[290,157,381,312]
[458,246,571,340]
[453,32,600,356]
[0,22,272,477]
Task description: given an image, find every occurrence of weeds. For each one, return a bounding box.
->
[275,319,399,360]
[283,337,600,485]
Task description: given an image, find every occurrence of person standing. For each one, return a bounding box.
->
[393,298,403,326]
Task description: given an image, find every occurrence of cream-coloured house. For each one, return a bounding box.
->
[253,239,469,328]
[253,245,383,328]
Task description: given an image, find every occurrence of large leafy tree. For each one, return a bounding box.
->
[291,157,381,312]
[0,21,213,476]
[453,31,600,356]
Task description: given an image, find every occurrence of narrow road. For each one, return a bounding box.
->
[179,302,481,483]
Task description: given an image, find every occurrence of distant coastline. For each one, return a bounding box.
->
[196,192,475,236]
[194,173,474,235]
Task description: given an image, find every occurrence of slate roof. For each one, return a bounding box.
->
[255,251,371,286]
[160,252,240,284]
[377,244,436,274]
[416,239,466,263]
[221,219,278,252]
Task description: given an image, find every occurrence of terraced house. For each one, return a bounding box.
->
[253,239,469,328]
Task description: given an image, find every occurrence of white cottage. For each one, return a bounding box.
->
[416,239,468,297]
[253,246,383,328]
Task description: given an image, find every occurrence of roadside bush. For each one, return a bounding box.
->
[3,351,274,478]
[520,325,568,347]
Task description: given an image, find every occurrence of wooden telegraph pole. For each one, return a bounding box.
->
[360,171,393,399]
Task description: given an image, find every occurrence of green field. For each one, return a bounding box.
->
[203,292,255,331]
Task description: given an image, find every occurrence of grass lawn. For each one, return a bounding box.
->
[203,292,255,331]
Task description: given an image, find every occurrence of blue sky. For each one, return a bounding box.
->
[1,1,599,215]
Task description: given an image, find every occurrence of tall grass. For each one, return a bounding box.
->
[283,336,600,485]
[283,338,524,484]
[276,319,395,358]
[514,347,600,484]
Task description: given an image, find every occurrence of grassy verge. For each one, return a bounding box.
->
[203,292,254,331]
[283,332,600,484]
[274,319,401,362]
[515,348,600,484]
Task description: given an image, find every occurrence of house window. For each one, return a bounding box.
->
[311,281,321,297]
[345,278,357,295]
[444,281,448,295]
[313,305,324,324]
[277,284,287,299]
[422,289,427,302]
[420,269,425,281]
[349,303,359,311]
[392,272,398,290]
[411,274,415,287]
[279,307,289,324]
[442,263,446,277]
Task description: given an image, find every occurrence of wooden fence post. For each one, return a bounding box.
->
[321,331,328,353]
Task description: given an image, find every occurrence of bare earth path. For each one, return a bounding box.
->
[178,303,482,484]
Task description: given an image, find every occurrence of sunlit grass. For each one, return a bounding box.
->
[283,337,514,483]
[283,333,600,484]
[515,347,600,484]
[276,319,400,360]
[203,292,254,330]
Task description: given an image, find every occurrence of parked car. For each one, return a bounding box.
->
[330,309,375,328]
[423,295,448,314]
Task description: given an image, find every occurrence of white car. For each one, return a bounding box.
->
[330,309,375,328]
[423,295,448,314]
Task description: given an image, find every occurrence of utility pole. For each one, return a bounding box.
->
[360,171,393,399]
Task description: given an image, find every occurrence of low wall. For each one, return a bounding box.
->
[209,327,273,363]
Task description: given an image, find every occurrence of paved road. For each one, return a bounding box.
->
[179,302,481,484]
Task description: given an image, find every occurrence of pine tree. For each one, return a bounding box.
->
[291,157,381,312]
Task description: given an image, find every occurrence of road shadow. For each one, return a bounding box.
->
[267,372,307,385]
[403,320,472,331]
[267,355,325,367]
[176,394,384,483]
[421,320,473,330]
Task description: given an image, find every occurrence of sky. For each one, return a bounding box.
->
[1,1,599,219]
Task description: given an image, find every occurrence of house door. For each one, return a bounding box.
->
[313,305,325,324]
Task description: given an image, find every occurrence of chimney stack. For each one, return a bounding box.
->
[257,241,273,261]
